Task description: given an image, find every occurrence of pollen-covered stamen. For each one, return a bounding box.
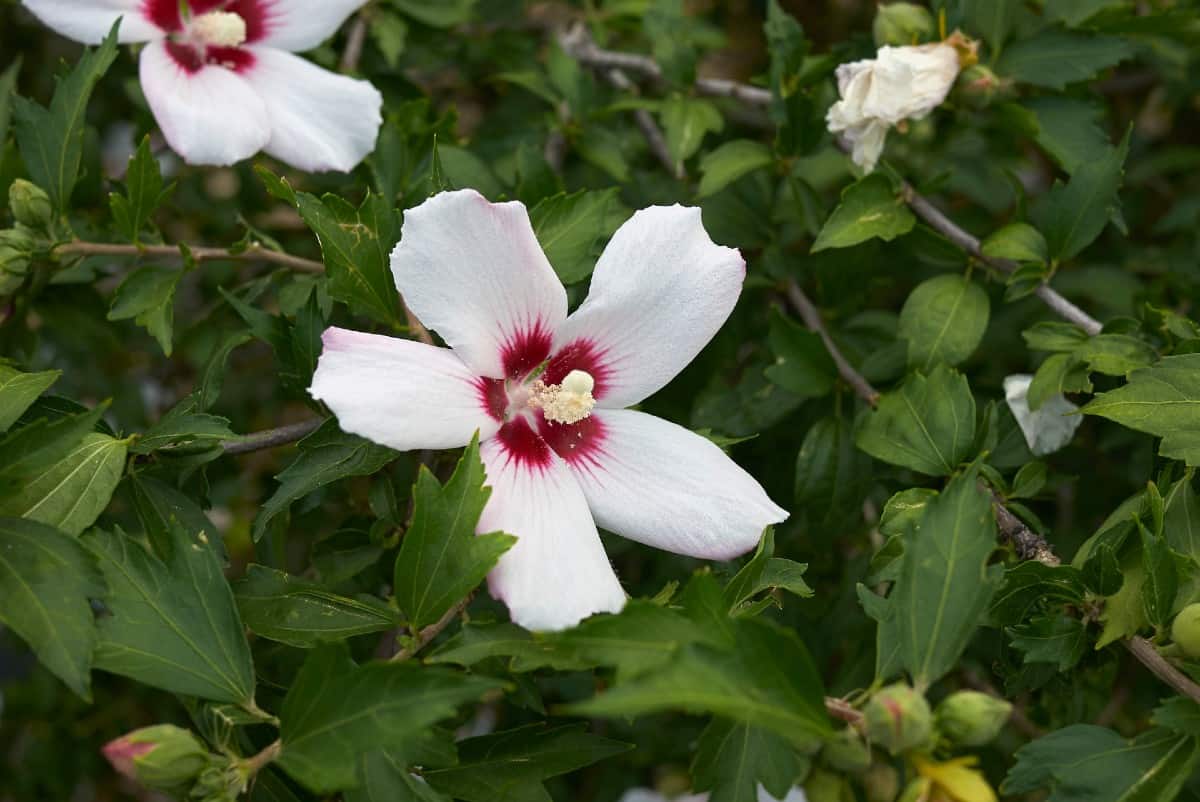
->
[528,369,596,425]
[190,11,248,48]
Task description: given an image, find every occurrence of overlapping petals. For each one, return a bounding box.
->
[22,0,382,172]
[310,189,789,631]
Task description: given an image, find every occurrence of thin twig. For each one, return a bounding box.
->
[824,697,864,726]
[391,593,475,662]
[991,489,1060,566]
[783,282,880,407]
[901,188,1103,336]
[1124,637,1200,705]
[222,419,322,456]
[240,739,282,776]
[339,12,370,73]
[54,241,324,274]
[600,68,683,179]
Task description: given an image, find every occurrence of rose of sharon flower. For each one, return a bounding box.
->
[618,786,807,802]
[1003,374,1082,457]
[21,0,382,172]
[309,189,788,631]
[826,34,973,172]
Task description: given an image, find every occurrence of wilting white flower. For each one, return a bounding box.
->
[21,0,382,172]
[1003,374,1083,457]
[827,37,970,172]
[310,189,788,631]
[618,785,807,802]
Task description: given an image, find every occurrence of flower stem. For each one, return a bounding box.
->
[222,420,322,456]
[391,593,475,662]
[54,240,325,274]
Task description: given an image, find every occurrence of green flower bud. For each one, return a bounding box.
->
[8,180,53,229]
[191,759,245,802]
[863,683,933,755]
[934,690,1012,747]
[101,724,214,793]
[873,3,936,46]
[1172,603,1200,658]
[955,64,1009,108]
[804,767,854,802]
[822,727,872,772]
[862,762,901,802]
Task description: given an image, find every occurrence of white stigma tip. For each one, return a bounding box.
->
[528,371,596,425]
[191,11,248,48]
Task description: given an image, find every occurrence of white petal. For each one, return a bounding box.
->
[392,190,568,380]
[241,48,382,173]
[552,206,744,408]
[862,43,959,123]
[479,432,626,632]
[255,0,367,52]
[20,0,162,43]
[1004,374,1082,457]
[309,328,499,451]
[139,41,270,167]
[569,410,787,561]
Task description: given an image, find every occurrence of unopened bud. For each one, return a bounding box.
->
[8,180,53,229]
[863,683,933,755]
[862,762,901,802]
[101,724,213,792]
[804,767,853,802]
[823,727,872,772]
[1172,603,1200,658]
[956,64,1006,108]
[934,690,1012,746]
[873,3,935,46]
[0,228,35,278]
[192,759,246,802]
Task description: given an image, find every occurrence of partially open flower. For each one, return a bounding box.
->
[827,33,974,172]
[21,0,382,171]
[310,189,788,631]
[1003,374,1082,456]
[101,724,214,793]
[912,755,998,802]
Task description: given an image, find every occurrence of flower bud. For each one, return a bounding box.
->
[955,64,1007,108]
[101,724,213,792]
[862,762,901,802]
[934,690,1012,746]
[804,767,853,802]
[8,180,53,229]
[822,727,872,772]
[191,759,246,802]
[1172,603,1200,658]
[863,683,933,755]
[873,3,936,46]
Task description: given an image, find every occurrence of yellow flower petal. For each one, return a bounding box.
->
[913,756,998,802]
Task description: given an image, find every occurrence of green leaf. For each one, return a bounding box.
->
[1031,133,1130,261]
[0,365,59,432]
[856,364,977,476]
[564,617,831,749]
[130,405,235,455]
[1164,472,1200,563]
[276,644,501,793]
[660,95,724,169]
[528,189,620,284]
[989,562,1085,626]
[107,266,183,356]
[109,136,168,243]
[691,718,800,802]
[428,621,578,672]
[1046,0,1125,27]
[1003,725,1200,802]
[1140,521,1178,629]
[980,222,1048,264]
[1082,355,1200,466]
[234,565,402,648]
[960,0,1020,52]
[0,432,127,536]
[997,29,1133,90]
[0,517,104,700]
[1008,615,1088,670]
[296,192,402,327]
[367,11,409,69]
[892,466,1001,686]
[394,435,515,629]
[128,473,222,559]
[255,419,397,541]
[424,724,631,802]
[793,416,873,531]
[812,174,915,252]
[87,524,256,705]
[723,529,811,615]
[1028,353,1092,411]
[764,308,837,398]
[0,403,108,483]
[391,0,476,28]
[13,22,119,209]
[697,140,773,198]
[1021,96,1113,175]
[1082,543,1124,596]
[898,275,990,371]
[349,751,451,802]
